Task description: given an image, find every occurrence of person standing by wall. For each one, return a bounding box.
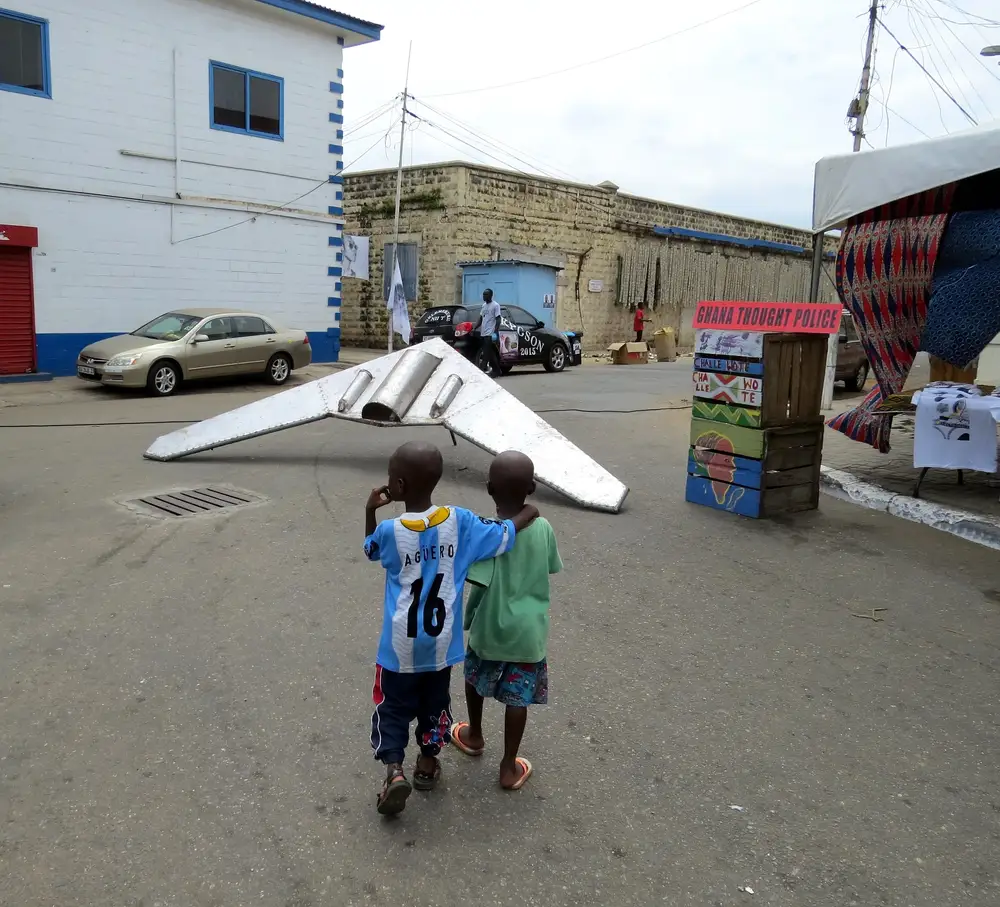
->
[633,306,652,343]
[479,289,502,369]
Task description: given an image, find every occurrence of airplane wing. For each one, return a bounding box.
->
[144,338,629,513]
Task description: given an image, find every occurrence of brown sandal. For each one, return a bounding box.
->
[376,768,411,815]
[413,757,441,791]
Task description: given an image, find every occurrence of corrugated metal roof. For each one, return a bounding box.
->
[251,0,382,40]
[457,259,563,269]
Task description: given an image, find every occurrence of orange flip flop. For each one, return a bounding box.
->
[450,722,485,757]
[502,757,533,791]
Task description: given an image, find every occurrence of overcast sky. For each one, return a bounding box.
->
[329,0,1000,229]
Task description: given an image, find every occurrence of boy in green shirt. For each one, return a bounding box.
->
[450,451,562,790]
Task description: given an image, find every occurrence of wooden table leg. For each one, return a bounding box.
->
[913,467,929,498]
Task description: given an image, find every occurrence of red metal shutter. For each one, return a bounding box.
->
[0,247,36,375]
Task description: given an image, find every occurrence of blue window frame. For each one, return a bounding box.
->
[209,61,283,140]
[0,7,51,99]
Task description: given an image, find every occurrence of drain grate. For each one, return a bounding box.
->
[125,486,264,519]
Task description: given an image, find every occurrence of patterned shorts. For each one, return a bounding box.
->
[464,649,548,707]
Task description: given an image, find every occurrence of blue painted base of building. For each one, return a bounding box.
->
[33,330,341,377]
[0,371,54,384]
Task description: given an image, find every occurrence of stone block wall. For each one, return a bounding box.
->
[341,162,839,349]
[340,166,462,346]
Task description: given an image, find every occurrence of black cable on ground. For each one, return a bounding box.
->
[0,403,693,429]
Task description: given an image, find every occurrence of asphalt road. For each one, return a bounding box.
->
[1,365,998,907]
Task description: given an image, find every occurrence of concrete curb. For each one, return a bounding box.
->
[820,466,1000,551]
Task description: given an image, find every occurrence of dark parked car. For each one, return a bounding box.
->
[411,304,579,377]
[835,310,870,391]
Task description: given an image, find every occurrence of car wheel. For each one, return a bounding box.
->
[147,361,180,397]
[266,353,292,385]
[845,361,869,392]
[544,343,567,373]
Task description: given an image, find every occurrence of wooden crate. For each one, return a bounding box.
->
[692,400,762,428]
[759,333,827,427]
[691,333,826,430]
[686,421,824,519]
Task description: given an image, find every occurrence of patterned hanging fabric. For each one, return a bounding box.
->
[921,209,1000,369]
[827,185,954,452]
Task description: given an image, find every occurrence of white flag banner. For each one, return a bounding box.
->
[343,235,369,280]
[388,258,411,345]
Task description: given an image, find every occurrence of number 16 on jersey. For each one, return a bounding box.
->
[406,574,445,638]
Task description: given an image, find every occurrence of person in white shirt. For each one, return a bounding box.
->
[479,289,502,370]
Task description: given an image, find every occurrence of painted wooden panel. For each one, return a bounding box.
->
[693,371,764,407]
[694,356,764,377]
[761,482,818,516]
[766,447,820,470]
[692,399,762,428]
[685,474,762,518]
[690,418,765,459]
[694,330,764,360]
[689,446,763,474]
[763,464,817,489]
[687,450,762,490]
[766,425,824,450]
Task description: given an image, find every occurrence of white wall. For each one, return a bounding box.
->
[0,190,335,332]
[0,0,356,369]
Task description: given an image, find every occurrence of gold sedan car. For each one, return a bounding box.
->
[76,308,313,396]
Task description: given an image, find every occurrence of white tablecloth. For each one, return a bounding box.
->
[911,389,1000,472]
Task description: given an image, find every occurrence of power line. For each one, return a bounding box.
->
[343,96,400,136]
[885,104,934,137]
[408,95,582,183]
[928,0,1000,27]
[877,46,904,142]
[872,93,934,138]
[406,114,623,225]
[173,181,331,244]
[921,0,995,113]
[174,123,398,245]
[423,0,770,98]
[415,125,505,170]
[909,0,1000,86]
[410,112,552,178]
[920,0,995,96]
[906,3,972,113]
[343,125,402,171]
[348,115,404,146]
[877,16,978,124]
[403,107,613,220]
[904,0,979,116]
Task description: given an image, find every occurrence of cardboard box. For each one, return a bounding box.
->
[607,341,649,365]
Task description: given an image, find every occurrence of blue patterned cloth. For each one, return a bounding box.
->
[921,210,1000,369]
[464,648,548,707]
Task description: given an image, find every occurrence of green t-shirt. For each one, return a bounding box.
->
[464,517,562,664]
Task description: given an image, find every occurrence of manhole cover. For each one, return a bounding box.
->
[123,486,265,519]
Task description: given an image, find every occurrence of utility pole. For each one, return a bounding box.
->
[850,0,880,153]
[387,41,413,354]
[821,0,880,410]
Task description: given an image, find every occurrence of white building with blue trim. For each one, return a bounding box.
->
[0,0,381,377]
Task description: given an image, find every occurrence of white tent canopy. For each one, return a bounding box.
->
[812,120,1000,233]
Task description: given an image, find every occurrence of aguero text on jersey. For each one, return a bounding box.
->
[364,506,516,673]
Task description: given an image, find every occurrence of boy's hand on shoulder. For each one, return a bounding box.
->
[366,485,392,511]
[511,503,539,531]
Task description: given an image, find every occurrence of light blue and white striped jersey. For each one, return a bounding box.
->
[364,506,516,673]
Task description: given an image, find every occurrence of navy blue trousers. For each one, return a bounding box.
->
[370,665,453,765]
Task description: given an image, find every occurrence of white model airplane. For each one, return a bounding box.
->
[144,338,629,513]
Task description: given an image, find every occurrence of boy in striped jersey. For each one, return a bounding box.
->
[364,441,538,816]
